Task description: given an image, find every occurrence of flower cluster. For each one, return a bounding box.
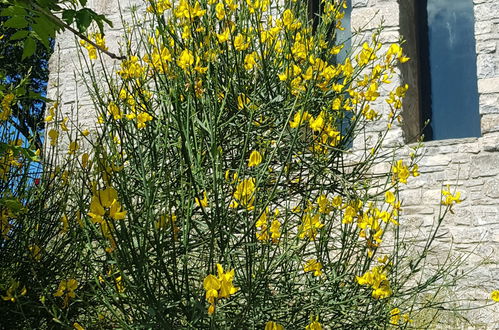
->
[1,280,26,303]
[230,177,256,210]
[389,308,412,326]
[255,208,281,243]
[54,278,78,308]
[356,265,392,299]
[203,264,238,314]
[391,159,419,184]
[80,33,108,60]
[441,185,462,206]
[0,93,14,121]
[88,187,127,252]
[303,259,323,277]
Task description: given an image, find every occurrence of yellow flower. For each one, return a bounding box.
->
[107,102,122,120]
[391,160,410,184]
[146,0,172,14]
[54,278,78,308]
[215,2,225,20]
[45,102,58,122]
[68,141,79,155]
[80,40,96,60]
[231,178,256,210]
[491,290,499,302]
[304,259,323,276]
[177,49,194,70]
[137,112,153,129]
[217,264,238,298]
[195,191,209,208]
[1,93,14,121]
[331,195,342,208]
[441,185,462,207]
[1,280,27,302]
[117,56,145,79]
[248,150,262,167]
[194,57,208,74]
[386,43,410,63]
[203,264,238,314]
[244,52,257,71]
[316,195,331,214]
[204,274,220,305]
[217,27,230,43]
[224,0,238,12]
[48,129,59,146]
[73,322,85,330]
[385,190,395,204]
[265,321,284,330]
[269,219,281,243]
[237,93,250,110]
[282,9,300,30]
[390,308,400,325]
[411,164,420,177]
[234,34,249,51]
[256,208,270,241]
[289,111,311,128]
[115,276,125,293]
[309,113,325,132]
[88,187,127,223]
[80,33,108,60]
[28,244,42,261]
[109,199,127,220]
[305,319,322,330]
[298,213,324,240]
[175,0,206,19]
[356,266,392,299]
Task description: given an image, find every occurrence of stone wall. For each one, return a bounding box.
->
[47,0,499,326]
[351,0,499,326]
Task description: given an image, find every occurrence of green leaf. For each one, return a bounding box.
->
[0,6,27,17]
[28,91,41,99]
[62,9,76,26]
[32,17,54,49]
[21,37,36,60]
[75,8,92,33]
[79,0,88,6]
[34,15,56,37]
[10,30,29,41]
[3,16,29,29]
[14,86,26,96]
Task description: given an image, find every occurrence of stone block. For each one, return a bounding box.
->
[481,114,499,134]
[479,93,499,114]
[476,40,497,54]
[351,2,399,30]
[352,0,369,8]
[470,154,499,177]
[476,53,497,79]
[478,77,499,94]
[474,21,493,35]
[474,2,499,22]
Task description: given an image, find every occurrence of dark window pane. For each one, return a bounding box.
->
[425,0,480,140]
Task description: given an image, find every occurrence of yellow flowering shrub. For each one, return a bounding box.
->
[0,0,477,328]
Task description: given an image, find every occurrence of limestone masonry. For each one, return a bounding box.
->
[48,0,499,326]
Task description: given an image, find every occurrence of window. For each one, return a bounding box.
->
[401,0,480,141]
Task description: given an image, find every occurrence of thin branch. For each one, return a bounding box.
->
[31,2,126,60]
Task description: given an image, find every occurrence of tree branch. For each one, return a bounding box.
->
[31,2,126,61]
